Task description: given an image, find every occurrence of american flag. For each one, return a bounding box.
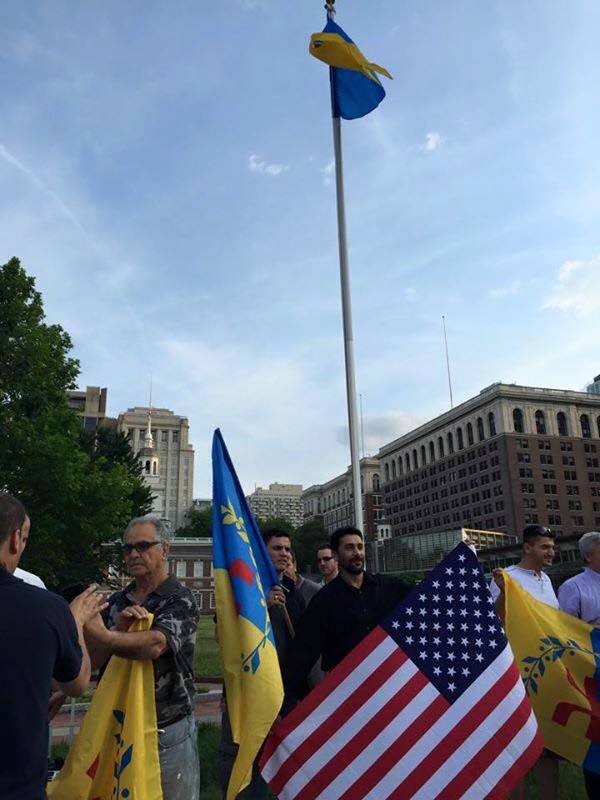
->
[260,543,543,799]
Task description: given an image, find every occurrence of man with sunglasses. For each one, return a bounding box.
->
[316,543,338,586]
[84,514,200,800]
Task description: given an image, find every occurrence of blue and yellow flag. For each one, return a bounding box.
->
[504,574,600,773]
[212,429,283,800]
[310,17,392,120]
[48,616,162,800]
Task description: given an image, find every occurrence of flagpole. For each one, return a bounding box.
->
[327,0,363,534]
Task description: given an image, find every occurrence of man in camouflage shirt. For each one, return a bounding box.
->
[85,515,200,800]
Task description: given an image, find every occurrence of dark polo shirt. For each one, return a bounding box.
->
[0,567,81,800]
[284,571,411,707]
[104,576,199,726]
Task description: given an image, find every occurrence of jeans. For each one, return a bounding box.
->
[158,715,200,800]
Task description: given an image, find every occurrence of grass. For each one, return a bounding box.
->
[195,616,222,678]
[52,728,587,799]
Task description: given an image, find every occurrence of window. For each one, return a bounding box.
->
[535,410,546,435]
[544,484,557,494]
[438,436,445,459]
[384,463,390,482]
[420,445,426,466]
[548,514,562,526]
[516,438,529,449]
[488,412,497,437]
[467,422,474,446]
[447,432,454,454]
[564,470,578,481]
[513,408,524,433]
[429,441,435,462]
[562,455,575,466]
[477,417,485,442]
[557,412,568,437]
[172,430,179,443]
[398,457,403,475]
[193,562,203,578]
[412,449,418,470]
[373,474,380,491]
[521,483,534,493]
[560,441,573,452]
[538,440,551,450]
[405,453,411,473]
[545,499,559,510]
[517,452,531,463]
[540,454,553,465]
[581,414,591,439]
[392,460,397,479]
[598,416,600,438]
[541,469,555,480]
[176,561,186,577]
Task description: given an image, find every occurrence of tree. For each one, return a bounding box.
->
[174,507,212,538]
[0,257,152,589]
[258,517,295,537]
[293,518,329,573]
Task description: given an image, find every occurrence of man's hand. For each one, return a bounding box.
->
[48,690,67,721]
[267,586,286,608]
[70,585,108,628]
[114,605,149,632]
[493,569,505,592]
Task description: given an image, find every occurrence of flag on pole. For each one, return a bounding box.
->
[310,17,392,119]
[47,617,162,800]
[504,573,600,773]
[212,429,283,800]
[260,544,542,799]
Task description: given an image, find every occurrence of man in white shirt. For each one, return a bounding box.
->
[491,525,559,800]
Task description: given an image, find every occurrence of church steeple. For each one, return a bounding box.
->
[144,380,154,449]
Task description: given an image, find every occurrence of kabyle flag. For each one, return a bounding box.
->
[260,543,543,800]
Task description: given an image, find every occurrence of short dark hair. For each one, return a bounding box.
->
[522,524,556,545]
[0,493,27,545]
[330,526,363,552]
[262,529,292,546]
[316,542,332,554]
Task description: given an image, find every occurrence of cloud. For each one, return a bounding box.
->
[489,280,521,298]
[421,132,445,152]
[404,287,417,300]
[336,411,426,455]
[544,256,600,317]
[0,142,84,231]
[321,157,334,186]
[248,153,289,177]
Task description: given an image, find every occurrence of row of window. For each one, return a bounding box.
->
[133,428,180,444]
[513,408,600,438]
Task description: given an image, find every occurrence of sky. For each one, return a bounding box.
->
[1,0,599,498]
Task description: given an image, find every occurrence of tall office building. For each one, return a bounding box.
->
[247,483,304,527]
[587,373,600,395]
[67,386,109,432]
[302,458,383,539]
[118,406,194,531]
[378,382,600,541]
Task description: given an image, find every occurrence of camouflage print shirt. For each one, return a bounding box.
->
[104,576,200,726]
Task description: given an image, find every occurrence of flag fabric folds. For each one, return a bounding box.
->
[260,544,542,799]
[310,18,392,120]
[212,429,283,800]
[47,616,163,800]
[504,573,600,774]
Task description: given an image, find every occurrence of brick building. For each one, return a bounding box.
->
[166,537,214,614]
[378,382,600,541]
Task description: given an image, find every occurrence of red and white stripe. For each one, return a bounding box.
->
[260,628,542,800]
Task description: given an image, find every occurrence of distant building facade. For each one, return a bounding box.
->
[378,382,600,542]
[302,458,383,540]
[118,406,194,531]
[587,373,600,395]
[247,483,304,527]
[67,386,109,432]
[166,538,214,615]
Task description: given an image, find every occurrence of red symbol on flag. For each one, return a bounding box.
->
[86,753,100,779]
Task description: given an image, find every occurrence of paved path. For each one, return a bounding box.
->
[51,688,222,743]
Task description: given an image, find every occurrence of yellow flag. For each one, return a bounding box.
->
[48,616,163,800]
[504,574,600,773]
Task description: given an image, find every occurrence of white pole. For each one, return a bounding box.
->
[331,113,364,534]
[442,315,454,409]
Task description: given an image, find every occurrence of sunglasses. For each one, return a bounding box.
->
[121,540,162,555]
[317,556,334,563]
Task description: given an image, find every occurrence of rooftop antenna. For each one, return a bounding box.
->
[442,315,454,408]
[359,393,366,459]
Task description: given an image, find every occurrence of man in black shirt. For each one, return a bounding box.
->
[0,493,105,800]
[284,526,412,710]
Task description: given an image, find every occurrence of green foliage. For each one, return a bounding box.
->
[293,518,329,572]
[0,257,151,589]
[175,507,212,538]
[258,516,295,536]
[195,617,221,678]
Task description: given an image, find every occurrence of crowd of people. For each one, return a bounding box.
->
[1,489,599,800]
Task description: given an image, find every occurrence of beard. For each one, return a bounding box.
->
[344,557,364,575]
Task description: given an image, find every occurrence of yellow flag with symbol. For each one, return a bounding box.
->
[47,615,163,800]
[504,574,600,773]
